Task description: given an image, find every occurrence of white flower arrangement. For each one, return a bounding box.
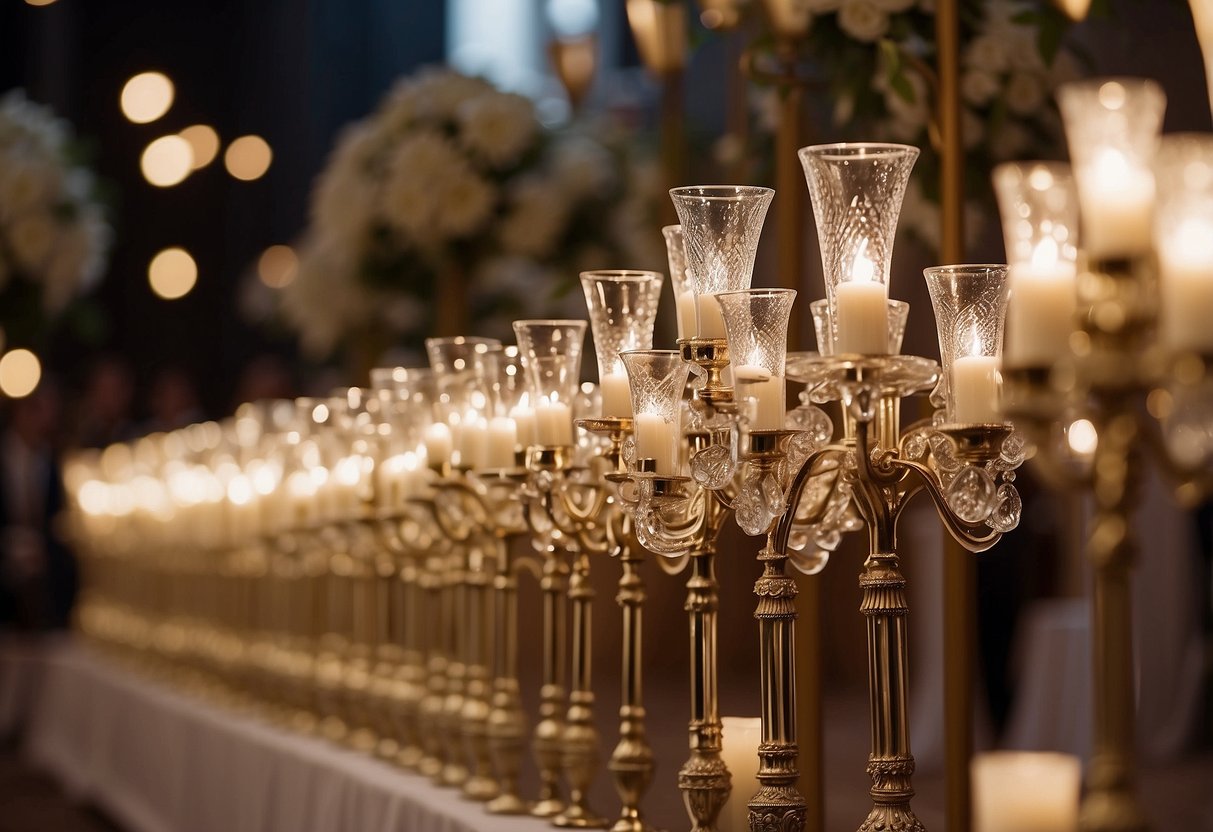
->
[0,91,110,340]
[282,67,661,357]
[752,0,1080,251]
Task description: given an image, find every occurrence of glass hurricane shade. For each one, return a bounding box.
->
[716,288,797,431]
[580,270,663,418]
[512,319,587,447]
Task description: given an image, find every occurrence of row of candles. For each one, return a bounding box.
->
[64,74,1211,832]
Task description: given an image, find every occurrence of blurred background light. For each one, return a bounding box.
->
[140,135,194,187]
[0,349,42,398]
[224,135,272,181]
[179,124,220,170]
[257,245,298,288]
[120,71,175,124]
[148,247,198,300]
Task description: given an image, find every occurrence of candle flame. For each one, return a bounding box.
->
[1030,237,1059,269]
[851,239,875,283]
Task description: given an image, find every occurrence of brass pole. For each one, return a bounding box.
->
[660,68,686,226]
[935,1,970,830]
[774,54,805,350]
[532,545,570,818]
[487,538,529,814]
[461,543,498,800]
[794,573,823,832]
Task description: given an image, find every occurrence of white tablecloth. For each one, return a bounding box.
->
[13,641,550,832]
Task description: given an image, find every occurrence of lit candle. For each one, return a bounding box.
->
[718,716,762,832]
[535,397,574,446]
[459,415,489,469]
[487,415,519,469]
[1006,239,1078,368]
[733,364,785,431]
[835,243,890,355]
[952,355,1001,423]
[633,411,678,475]
[510,403,537,449]
[600,371,633,418]
[1079,148,1154,259]
[697,292,727,339]
[423,421,452,468]
[676,289,698,340]
[972,751,1081,832]
[1159,218,1213,352]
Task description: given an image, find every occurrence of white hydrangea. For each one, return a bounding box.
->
[381,130,493,240]
[1005,71,1047,116]
[549,135,614,201]
[499,176,570,258]
[838,0,890,43]
[961,70,1000,107]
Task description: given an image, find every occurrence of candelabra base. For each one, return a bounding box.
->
[677,754,729,832]
[553,805,610,829]
[532,797,567,819]
[858,805,925,832]
[460,774,498,802]
[487,793,530,815]
[748,785,806,832]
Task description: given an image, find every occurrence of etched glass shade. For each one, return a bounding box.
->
[992,162,1080,369]
[799,142,918,351]
[580,270,664,418]
[669,185,774,339]
[620,350,689,476]
[716,288,796,431]
[425,337,503,470]
[512,320,587,447]
[924,266,1010,425]
[809,298,909,356]
[662,224,697,340]
[1153,134,1213,353]
[1057,78,1165,259]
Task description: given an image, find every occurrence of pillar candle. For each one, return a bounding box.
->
[1159,220,1213,352]
[697,292,727,339]
[733,365,785,431]
[952,355,1001,423]
[1006,259,1078,367]
[633,412,678,475]
[487,416,519,469]
[972,751,1081,832]
[459,416,489,469]
[600,371,633,418]
[535,399,574,446]
[835,280,890,355]
[676,289,698,340]
[1079,149,1154,259]
[719,716,762,832]
[423,422,452,468]
[509,404,537,449]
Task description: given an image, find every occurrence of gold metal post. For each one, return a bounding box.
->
[532,544,570,818]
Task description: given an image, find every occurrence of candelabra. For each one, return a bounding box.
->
[515,319,610,829]
[996,79,1213,832]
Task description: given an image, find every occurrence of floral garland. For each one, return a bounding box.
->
[756,0,1080,251]
[0,90,110,346]
[282,68,662,357]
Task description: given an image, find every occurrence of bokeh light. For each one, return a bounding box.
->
[258,245,298,288]
[0,349,42,398]
[148,247,198,300]
[179,124,220,170]
[224,135,272,181]
[120,72,175,124]
[141,135,194,187]
[25,0,58,6]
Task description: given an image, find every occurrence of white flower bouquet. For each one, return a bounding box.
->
[755,0,1081,250]
[283,68,661,357]
[0,90,110,344]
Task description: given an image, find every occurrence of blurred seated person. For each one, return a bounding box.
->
[0,380,75,631]
[73,355,136,449]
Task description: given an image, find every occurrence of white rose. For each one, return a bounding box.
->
[1005,71,1046,116]
[434,167,495,237]
[838,0,889,42]
[381,131,470,239]
[7,211,55,271]
[550,136,614,201]
[391,70,492,125]
[961,70,1000,107]
[963,34,1011,75]
[499,176,570,257]
[457,92,538,170]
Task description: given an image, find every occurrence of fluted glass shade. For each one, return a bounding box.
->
[1057,78,1165,260]
[512,319,587,447]
[717,288,796,431]
[924,265,1010,425]
[800,142,918,355]
[669,185,774,339]
[1154,134,1213,353]
[992,162,1080,369]
[580,270,663,418]
[620,349,690,475]
[425,336,503,470]
[662,224,696,340]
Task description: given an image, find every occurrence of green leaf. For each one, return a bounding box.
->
[890,71,916,104]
